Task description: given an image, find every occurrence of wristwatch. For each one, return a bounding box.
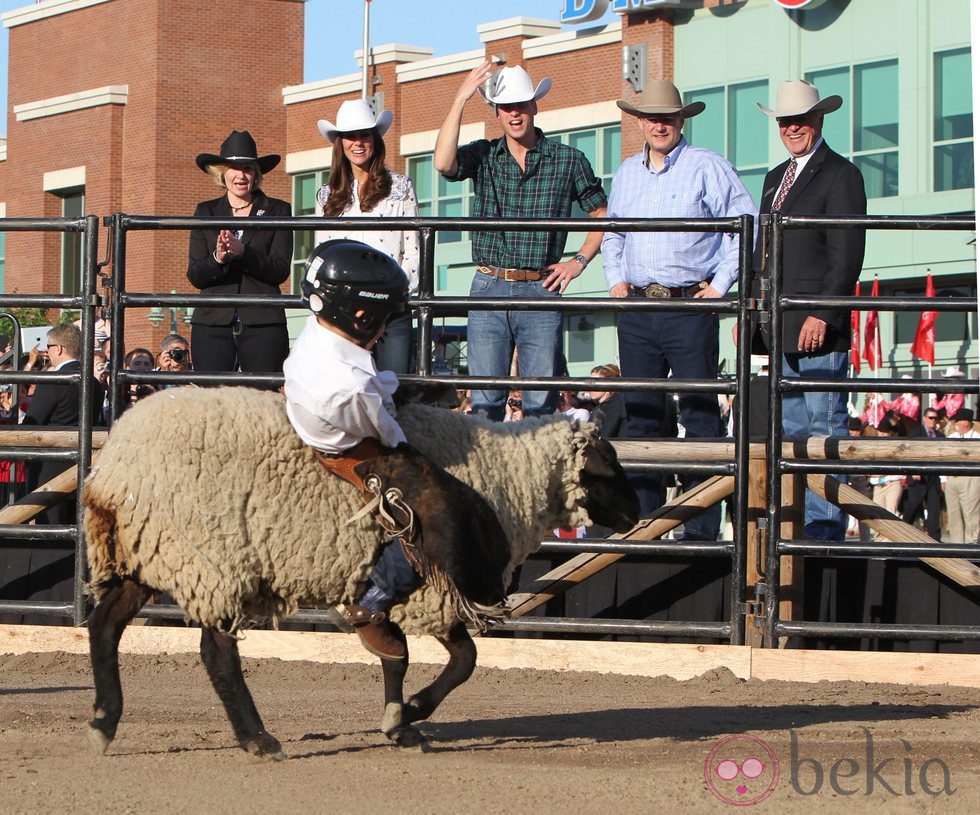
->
[572,254,589,268]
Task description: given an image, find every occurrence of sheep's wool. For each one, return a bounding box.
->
[85,387,591,636]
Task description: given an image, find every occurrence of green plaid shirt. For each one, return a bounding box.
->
[445,130,607,270]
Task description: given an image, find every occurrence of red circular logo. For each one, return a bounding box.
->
[704,734,780,806]
[772,0,818,8]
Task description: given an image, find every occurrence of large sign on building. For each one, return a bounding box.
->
[560,0,697,25]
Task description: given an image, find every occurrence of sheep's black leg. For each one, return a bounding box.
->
[403,622,476,725]
[199,627,285,761]
[87,577,152,754]
[378,624,427,748]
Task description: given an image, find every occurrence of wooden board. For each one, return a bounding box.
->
[5,625,980,687]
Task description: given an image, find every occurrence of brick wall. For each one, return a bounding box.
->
[3,0,303,353]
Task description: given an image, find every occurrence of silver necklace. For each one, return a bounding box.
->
[229,200,253,212]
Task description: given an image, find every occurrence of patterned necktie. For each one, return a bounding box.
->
[771,158,798,212]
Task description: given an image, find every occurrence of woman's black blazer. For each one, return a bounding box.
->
[186,190,292,327]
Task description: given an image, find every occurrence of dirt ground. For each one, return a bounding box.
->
[0,651,979,814]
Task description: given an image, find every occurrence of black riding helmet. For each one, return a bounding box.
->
[301,239,409,345]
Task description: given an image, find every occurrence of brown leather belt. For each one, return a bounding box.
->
[477,265,548,283]
[629,280,711,299]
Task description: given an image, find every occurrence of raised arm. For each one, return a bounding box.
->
[434,60,493,177]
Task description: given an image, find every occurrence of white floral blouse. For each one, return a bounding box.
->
[314,171,421,293]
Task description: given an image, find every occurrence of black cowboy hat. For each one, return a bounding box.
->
[195,130,281,174]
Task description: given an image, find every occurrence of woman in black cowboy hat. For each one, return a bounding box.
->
[187,130,292,376]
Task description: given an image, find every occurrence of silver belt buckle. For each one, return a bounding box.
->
[644,283,672,299]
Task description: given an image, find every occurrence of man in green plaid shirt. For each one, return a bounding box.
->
[435,62,607,420]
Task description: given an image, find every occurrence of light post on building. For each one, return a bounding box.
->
[147,291,192,334]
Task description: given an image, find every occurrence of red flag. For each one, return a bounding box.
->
[910,273,938,365]
[850,281,861,373]
[862,277,882,370]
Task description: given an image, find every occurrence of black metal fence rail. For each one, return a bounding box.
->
[104,212,754,644]
[0,215,101,624]
[764,212,980,647]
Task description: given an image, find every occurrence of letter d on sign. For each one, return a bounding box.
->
[790,730,824,795]
[560,0,608,24]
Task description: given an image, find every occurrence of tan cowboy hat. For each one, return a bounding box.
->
[317,99,393,143]
[942,366,966,378]
[757,79,842,118]
[616,79,705,119]
[478,66,551,105]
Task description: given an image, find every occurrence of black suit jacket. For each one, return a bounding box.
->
[23,360,104,428]
[752,141,867,353]
[186,190,292,327]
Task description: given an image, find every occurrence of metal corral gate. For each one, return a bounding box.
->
[763,213,980,648]
[0,211,976,651]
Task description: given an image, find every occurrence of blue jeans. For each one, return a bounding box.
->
[357,539,422,611]
[618,306,722,541]
[782,351,849,540]
[375,311,414,375]
[466,272,562,420]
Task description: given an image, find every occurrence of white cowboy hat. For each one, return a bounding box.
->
[942,366,966,378]
[617,79,705,119]
[756,79,843,119]
[479,66,551,105]
[317,99,393,143]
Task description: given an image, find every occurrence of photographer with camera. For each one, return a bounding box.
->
[154,334,192,388]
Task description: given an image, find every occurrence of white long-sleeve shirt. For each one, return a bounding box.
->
[314,171,420,293]
[283,316,406,454]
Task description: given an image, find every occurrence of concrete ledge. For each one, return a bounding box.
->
[3,625,978,687]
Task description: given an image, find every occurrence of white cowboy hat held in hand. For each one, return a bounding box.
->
[479,66,551,105]
[317,99,393,143]
[757,79,843,119]
[616,79,705,119]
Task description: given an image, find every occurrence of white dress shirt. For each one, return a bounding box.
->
[283,316,406,454]
[314,171,420,293]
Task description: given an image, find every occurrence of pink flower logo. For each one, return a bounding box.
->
[704,735,779,806]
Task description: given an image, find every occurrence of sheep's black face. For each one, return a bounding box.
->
[579,436,640,533]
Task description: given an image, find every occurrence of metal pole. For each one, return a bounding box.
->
[361,0,371,101]
[108,215,126,423]
[730,213,754,646]
[74,214,99,625]
[764,213,784,649]
[416,226,435,376]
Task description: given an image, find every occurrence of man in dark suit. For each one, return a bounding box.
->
[753,80,867,540]
[23,322,105,523]
[0,322,105,624]
[902,408,943,541]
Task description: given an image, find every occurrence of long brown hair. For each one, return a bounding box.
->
[322,129,392,216]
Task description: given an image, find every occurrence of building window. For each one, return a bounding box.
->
[806,60,899,198]
[60,190,84,294]
[406,154,472,245]
[685,80,769,205]
[566,313,596,365]
[291,170,328,293]
[934,47,974,192]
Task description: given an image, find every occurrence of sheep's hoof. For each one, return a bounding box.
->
[381,701,404,736]
[389,724,429,751]
[243,733,286,761]
[87,723,112,755]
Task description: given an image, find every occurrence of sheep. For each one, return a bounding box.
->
[83,386,639,758]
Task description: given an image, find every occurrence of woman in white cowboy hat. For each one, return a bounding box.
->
[187,130,291,377]
[313,99,419,374]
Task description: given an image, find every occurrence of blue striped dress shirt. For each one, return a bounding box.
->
[602,138,756,295]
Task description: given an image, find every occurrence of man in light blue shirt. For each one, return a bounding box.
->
[602,80,755,539]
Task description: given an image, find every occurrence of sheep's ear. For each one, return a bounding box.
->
[583,441,616,479]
